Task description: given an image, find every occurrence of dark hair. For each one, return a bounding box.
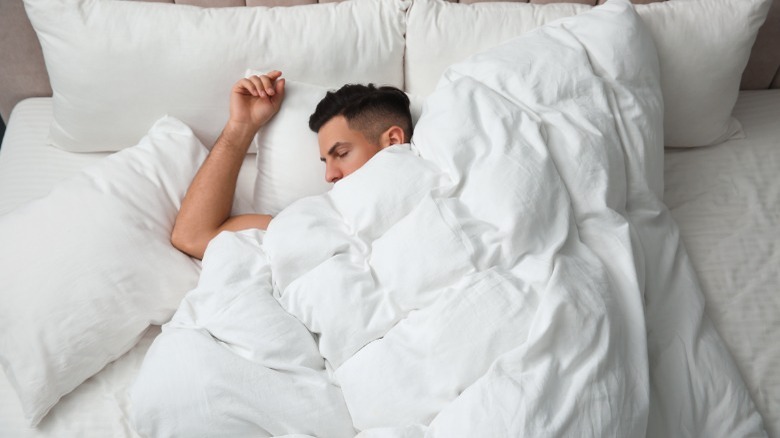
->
[308,84,413,145]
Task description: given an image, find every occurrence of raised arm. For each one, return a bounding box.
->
[171,71,286,259]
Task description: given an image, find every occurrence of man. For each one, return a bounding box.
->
[171,71,414,259]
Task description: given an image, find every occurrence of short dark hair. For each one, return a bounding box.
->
[308,84,413,145]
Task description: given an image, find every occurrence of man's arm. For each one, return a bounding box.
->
[171,71,285,260]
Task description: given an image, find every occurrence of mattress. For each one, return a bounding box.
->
[0,92,778,436]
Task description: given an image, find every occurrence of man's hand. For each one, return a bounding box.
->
[170,71,285,260]
[229,70,286,131]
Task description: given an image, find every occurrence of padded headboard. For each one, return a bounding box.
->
[0,0,778,123]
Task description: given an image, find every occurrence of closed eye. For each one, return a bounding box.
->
[326,141,352,161]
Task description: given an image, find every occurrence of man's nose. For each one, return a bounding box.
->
[325,165,342,183]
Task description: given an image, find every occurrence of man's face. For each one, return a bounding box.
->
[318,115,383,183]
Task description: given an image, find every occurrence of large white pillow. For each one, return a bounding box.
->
[405,0,771,147]
[635,0,771,146]
[405,0,590,97]
[23,0,409,152]
[0,116,204,426]
[251,77,425,216]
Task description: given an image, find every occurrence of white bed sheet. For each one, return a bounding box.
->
[664,89,780,438]
[0,92,777,436]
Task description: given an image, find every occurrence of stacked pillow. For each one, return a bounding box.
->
[27,0,771,153]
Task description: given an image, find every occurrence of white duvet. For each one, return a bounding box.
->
[131,1,765,436]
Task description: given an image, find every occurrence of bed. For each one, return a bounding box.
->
[0,0,778,436]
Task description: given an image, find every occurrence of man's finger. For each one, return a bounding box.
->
[235,78,258,96]
[247,76,267,98]
[274,78,286,100]
[258,75,275,96]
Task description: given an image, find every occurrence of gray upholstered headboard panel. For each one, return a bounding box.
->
[0,0,778,123]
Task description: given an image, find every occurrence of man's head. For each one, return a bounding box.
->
[309,84,413,183]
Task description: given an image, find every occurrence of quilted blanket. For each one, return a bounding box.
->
[131,1,765,436]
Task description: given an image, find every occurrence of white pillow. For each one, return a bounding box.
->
[405,0,771,147]
[251,77,424,216]
[23,0,409,152]
[635,0,771,147]
[249,76,329,216]
[0,116,205,426]
[405,0,590,97]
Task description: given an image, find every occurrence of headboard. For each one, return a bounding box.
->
[0,0,778,123]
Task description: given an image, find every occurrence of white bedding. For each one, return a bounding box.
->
[0,85,777,438]
[130,2,762,436]
[0,22,778,438]
[664,89,780,438]
[0,99,109,216]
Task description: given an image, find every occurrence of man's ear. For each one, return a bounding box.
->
[380,125,406,148]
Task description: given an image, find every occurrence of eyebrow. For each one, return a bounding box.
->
[320,142,350,162]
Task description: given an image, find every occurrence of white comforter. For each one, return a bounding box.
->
[131,1,765,436]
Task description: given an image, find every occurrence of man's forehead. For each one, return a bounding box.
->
[318,117,362,151]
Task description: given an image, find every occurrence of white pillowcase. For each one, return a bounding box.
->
[405,0,771,147]
[23,0,409,152]
[251,77,330,216]
[251,77,424,216]
[635,0,771,147]
[0,116,204,426]
[405,0,590,97]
